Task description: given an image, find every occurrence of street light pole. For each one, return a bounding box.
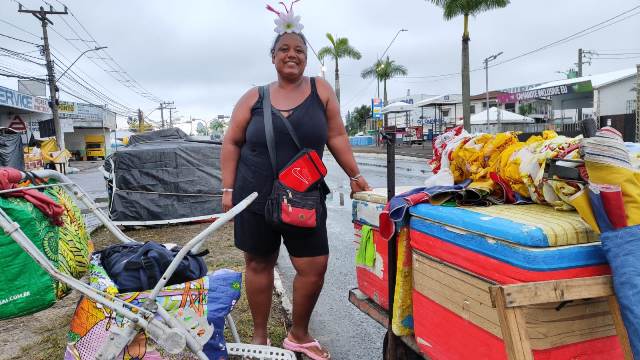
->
[483,51,503,131]
[56,46,107,81]
[377,29,408,102]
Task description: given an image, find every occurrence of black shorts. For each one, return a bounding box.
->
[233,203,329,258]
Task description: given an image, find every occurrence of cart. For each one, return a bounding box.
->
[0,168,295,360]
[349,187,634,360]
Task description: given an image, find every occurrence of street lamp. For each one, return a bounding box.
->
[377,29,408,99]
[56,46,107,81]
[483,51,503,129]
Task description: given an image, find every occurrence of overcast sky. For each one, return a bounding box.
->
[1,0,639,127]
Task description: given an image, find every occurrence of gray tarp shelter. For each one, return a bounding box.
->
[103,128,223,225]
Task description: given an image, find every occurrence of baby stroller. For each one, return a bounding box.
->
[0,168,295,360]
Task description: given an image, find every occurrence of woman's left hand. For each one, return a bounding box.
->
[350,176,372,198]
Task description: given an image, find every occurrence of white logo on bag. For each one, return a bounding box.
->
[0,291,30,306]
[292,167,310,184]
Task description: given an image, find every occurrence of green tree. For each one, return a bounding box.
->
[428,0,510,131]
[318,33,362,104]
[127,116,153,133]
[209,119,225,134]
[346,104,372,135]
[361,56,408,126]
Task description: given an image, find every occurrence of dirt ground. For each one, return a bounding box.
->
[0,222,290,360]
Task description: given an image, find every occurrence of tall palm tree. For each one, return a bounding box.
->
[429,0,510,131]
[318,33,362,104]
[361,56,408,126]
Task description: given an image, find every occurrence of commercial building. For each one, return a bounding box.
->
[0,84,117,159]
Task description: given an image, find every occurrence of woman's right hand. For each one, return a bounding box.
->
[222,191,233,212]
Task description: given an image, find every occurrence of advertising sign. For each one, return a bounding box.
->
[61,118,74,133]
[372,98,383,119]
[58,101,76,113]
[497,80,593,104]
[0,85,51,114]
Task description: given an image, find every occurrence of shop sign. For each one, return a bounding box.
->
[33,97,50,113]
[8,115,27,131]
[61,118,74,133]
[0,85,33,111]
[58,101,76,113]
[372,98,383,119]
[497,80,593,103]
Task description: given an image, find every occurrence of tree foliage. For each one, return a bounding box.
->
[318,33,361,103]
[127,116,153,133]
[346,104,371,136]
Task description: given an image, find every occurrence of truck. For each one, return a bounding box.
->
[402,126,424,145]
[84,135,106,160]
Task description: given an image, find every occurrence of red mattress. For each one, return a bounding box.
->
[413,291,623,360]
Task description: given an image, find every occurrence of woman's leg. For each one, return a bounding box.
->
[244,251,279,345]
[288,255,329,344]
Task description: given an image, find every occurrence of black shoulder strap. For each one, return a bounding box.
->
[279,113,302,150]
[261,85,278,177]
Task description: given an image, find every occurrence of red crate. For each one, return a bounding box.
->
[413,290,623,360]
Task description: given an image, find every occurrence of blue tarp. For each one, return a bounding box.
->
[601,225,640,357]
[349,136,374,146]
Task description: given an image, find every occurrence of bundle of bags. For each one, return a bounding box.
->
[429,126,582,209]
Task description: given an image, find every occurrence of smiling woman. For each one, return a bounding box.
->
[219,2,371,359]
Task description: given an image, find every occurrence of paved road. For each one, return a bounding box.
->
[277,153,430,360]
[67,163,108,232]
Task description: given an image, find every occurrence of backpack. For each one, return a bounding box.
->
[98,241,208,293]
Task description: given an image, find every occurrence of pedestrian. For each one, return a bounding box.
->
[220,2,370,359]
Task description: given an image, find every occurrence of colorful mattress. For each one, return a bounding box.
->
[409,204,610,284]
[65,253,241,360]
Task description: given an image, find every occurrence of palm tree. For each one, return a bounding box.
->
[318,33,362,104]
[428,0,510,131]
[361,56,408,126]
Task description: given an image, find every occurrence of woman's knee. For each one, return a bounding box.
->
[245,252,278,273]
[292,256,328,279]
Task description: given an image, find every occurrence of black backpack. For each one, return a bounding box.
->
[98,241,208,293]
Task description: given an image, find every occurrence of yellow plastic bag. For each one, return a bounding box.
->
[392,227,414,336]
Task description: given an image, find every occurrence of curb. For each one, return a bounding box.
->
[273,267,293,320]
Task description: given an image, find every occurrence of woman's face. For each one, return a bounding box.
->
[272,33,307,80]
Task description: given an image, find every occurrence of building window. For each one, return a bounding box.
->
[505,103,516,112]
[442,109,450,117]
[470,105,476,114]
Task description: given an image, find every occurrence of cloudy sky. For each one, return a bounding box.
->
[1,0,639,127]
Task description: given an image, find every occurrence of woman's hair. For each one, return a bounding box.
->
[270,32,308,56]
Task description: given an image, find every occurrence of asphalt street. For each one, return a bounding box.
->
[277,152,431,360]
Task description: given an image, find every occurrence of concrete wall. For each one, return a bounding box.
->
[597,77,636,116]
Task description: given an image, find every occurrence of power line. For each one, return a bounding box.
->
[400,4,640,80]
[0,18,41,39]
[0,32,40,46]
[48,0,162,103]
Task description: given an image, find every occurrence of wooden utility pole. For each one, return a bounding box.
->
[19,5,68,150]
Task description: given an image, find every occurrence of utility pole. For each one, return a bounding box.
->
[159,102,165,128]
[636,64,640,142]
[138,109,144,133]
[159,101,174,128]
[483,51,503,131]
[19,5,68,150]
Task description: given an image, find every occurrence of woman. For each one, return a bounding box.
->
[220,30,370,359]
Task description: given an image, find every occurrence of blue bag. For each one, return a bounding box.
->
[98,241,208,292]
[601,225,640,357]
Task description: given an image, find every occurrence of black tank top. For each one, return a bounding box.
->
[233,77,328,212]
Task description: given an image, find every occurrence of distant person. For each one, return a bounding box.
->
[220,3,370,359]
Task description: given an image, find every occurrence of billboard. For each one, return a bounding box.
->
[372,98,383,119]
[497,81,593,104]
